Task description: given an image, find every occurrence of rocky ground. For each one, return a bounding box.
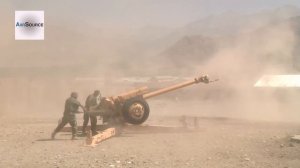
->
[0,116,300,168]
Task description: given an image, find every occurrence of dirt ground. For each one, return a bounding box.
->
[0,115,300,168]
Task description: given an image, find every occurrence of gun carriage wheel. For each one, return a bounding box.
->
[122,97,150,125]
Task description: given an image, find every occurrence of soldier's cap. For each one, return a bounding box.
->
[71,92,78,98]
[94,90,100,95]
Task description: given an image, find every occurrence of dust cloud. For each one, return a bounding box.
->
[0,5,299,124]
[187,18,300,122]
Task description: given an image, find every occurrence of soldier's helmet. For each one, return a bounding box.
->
[71,92,78,98]
[94,90,101,96]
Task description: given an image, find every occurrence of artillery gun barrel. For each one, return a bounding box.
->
[143,75,210,99]
[113,86,149,102]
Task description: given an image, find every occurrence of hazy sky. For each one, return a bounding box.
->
[2,0,300,28]
[0,0,300,69]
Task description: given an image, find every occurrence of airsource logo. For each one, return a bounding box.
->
[15,11,44,40]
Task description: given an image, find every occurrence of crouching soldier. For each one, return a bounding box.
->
[51,92,86,140]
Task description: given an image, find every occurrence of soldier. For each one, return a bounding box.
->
[51,92,85,140]
[82,90,101,136]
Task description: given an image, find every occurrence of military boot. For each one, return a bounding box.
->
[51,132,56,140]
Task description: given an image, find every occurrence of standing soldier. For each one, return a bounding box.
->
[82,90,101,136]
[51,92,85,140]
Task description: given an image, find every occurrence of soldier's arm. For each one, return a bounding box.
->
[72,104,86,114]
[76,101,86,112]
[85,95,91,108]
[80,104,87,112]
[72,99,87,113]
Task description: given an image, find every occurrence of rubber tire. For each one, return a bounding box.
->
[122,97,150,125]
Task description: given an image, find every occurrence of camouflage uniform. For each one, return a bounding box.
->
[82,94,99,135]
[52,97,82,138]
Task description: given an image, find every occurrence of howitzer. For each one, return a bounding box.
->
[89,75,215,125]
